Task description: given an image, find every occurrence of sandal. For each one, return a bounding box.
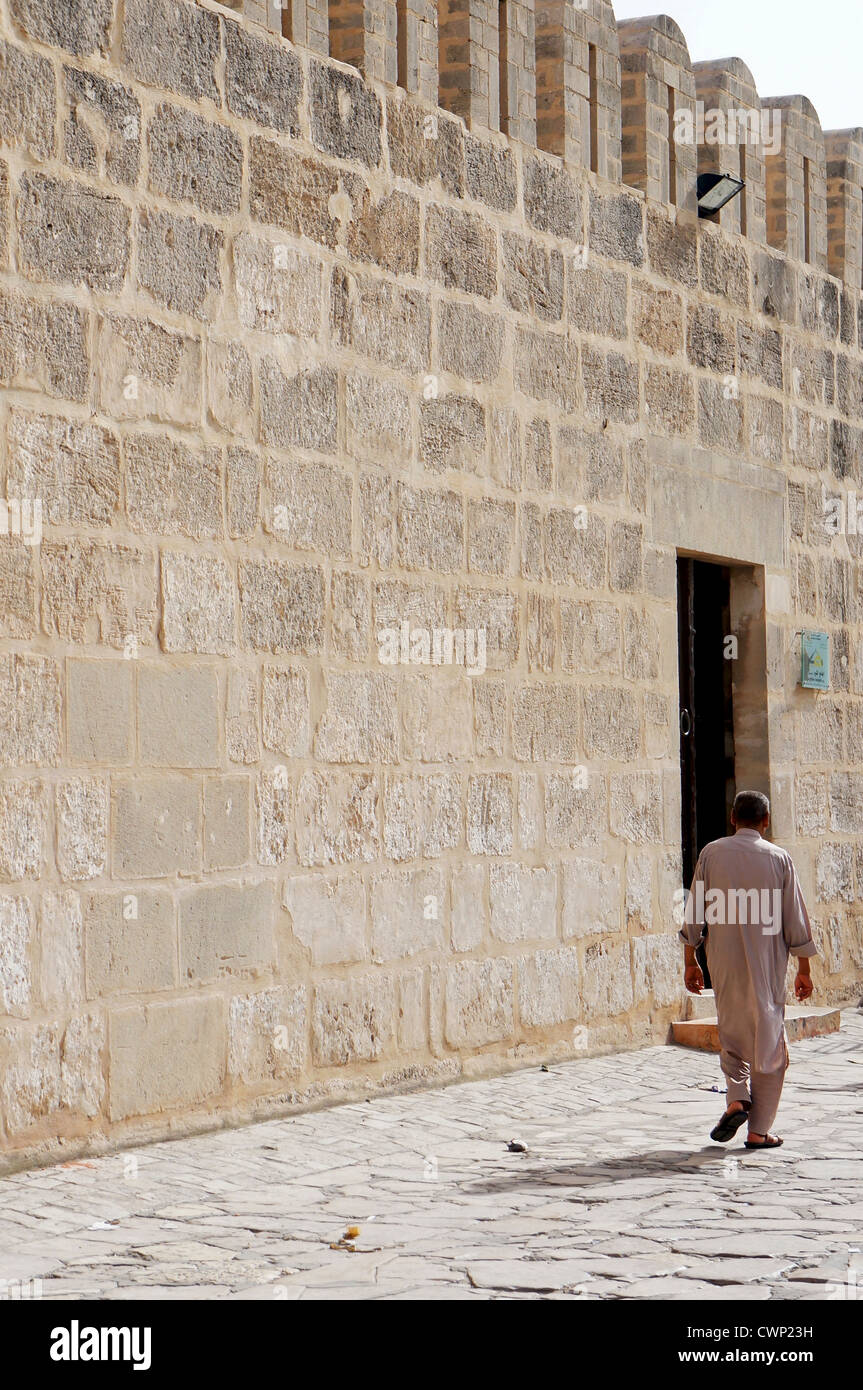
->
[710,1101,751,1143]
[744,1134,784,1150]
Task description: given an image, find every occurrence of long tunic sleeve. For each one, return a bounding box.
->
[782,857,818,957]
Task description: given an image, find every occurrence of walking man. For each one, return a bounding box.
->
[681,790,817,1150]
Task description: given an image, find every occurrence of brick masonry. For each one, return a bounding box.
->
[1,0,862,1169]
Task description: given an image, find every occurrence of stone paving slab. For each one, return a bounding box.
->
[0,1011,861,1301]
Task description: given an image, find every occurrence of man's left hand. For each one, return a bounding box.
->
[684,964,704,994]
[795,971,813,1001]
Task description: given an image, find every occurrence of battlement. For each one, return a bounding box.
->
[227,0,862,288]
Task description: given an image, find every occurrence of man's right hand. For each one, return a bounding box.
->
[684,964,704,994]
[795,970,814,1001]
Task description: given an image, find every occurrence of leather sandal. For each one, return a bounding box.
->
[710,1100,751,1143]
[744,1134,784,1150]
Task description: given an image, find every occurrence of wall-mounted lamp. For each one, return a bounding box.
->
[696,172,745,217]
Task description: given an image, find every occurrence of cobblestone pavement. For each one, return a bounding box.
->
[1,1011,862,1301]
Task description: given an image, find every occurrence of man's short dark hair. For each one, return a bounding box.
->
[732,790,770,826]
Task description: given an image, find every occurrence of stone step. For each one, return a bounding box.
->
[672,1006,841,1053]
[684,989,717,1020]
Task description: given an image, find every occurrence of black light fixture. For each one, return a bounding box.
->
[696,171,745,217]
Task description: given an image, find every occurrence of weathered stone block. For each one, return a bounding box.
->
[108,997,224,1120]
[98,315,201,427]
[297,770,380,866]
[309,60,382,166]
[581,940,634,1019]
[610,772,663,844]
[489,862,556,943]
[204,776,250,873]
[466,135,517,211]
[84,889,175,997]
[160,551,235,657]
[515,328,579,411]
[66,660,132,766]
[137,209,223,320]
[545,509,606,588]
[229,985,306,1084]
[467,774,513,855]
[0,896,32,1017]
[255,769,293,867]
[226,445,259,535]
[330,570,370,663]
[829,773,863,833]
[224,19,302,134]
[125,433,221,539]
[0,290,89,401]
[17,174,130,292]
[0,541,34,640]
[315,672,399,764]
[397,483,463,573]
[0,655,62,768]
[561,600,621,675]
[259,358,337,454]
[401,673,473,763]
[0,781,45,883]
[644,365,695,435]
[239,561,325,654]
[371,866,446,961]
[426,204,497,297]
[112,774,200,879]
[56,778,107,883]
[331,267,430,371]
[312,972,396,1065]
[512,684,580,761]
[348,188,420,275]
[468,498,515,577]
[569,263,628,339]
[589,188,644,266]
[0,40,56,157]
[546,770,607,849]
[519,946,582,1029]
[283,872,366,966]
[525,155,581,238]
[64,67,140,186]
[502,233,564,322]
[581,686,639,760]
[346,370,412,468]
[267,457,350,555]
[0,1010,104,1131]
[226,668,260,766]
[582,347,639,423]
[39,891,83,1013]
[7,410,120,528]
[122,0,219,100]
[445,958,514,1048]
[562,856,621,939]
[383,772,462,862]
[437,302,504,381]
[148,104,242,215]
[386,95,464,196]
[138,665,219,768]
[451,863,485,952]
[250,139,341,247]
[234,234,321,338]
[261,665,309,759]
[633,282,683,357]
[11,0,113,56]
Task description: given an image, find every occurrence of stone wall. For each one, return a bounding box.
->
[1,0,862,1170]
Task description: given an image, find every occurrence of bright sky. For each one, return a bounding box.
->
[610,0,863,133]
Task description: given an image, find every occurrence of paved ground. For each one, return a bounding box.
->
[1,1010,862,1301]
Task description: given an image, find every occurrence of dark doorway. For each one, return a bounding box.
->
[677,558,737,983]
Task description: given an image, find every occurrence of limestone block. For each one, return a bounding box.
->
[515,328,579,411]
[0,655,62,768]
[426,204,497,298]
[370,865,446,961]
[67,659,133,764]
[512,683,580,761]
[315,671,398,764]
[466,136,517,212]
[397,966,428,1052]
[490,861,557,943]
[296,770,380,866]
[108,997,224,1120]
[437,303,505,381]
[524,155,581,238]
[817,842,854,901]
[582,347,639,424]
[147,103,241,215]
[345,370,412,468]
[228,985,306,1085]
[255,769,293,866]
[137,209,223,321]
[546,771,607,849]
[519,946,581,1028]
[138,664,219,768]
[179,881,275,984]
[98,315,201,427]
[224,18,302,134]
[239,561,325,654]
[386,95,464,196]
[259,360,337,453]
[796,773,828,838]
[473,680,506,757]
[644,365,695,436]
[250,139,342,248]
[589,188,644,267]
[518,773,542,851]
[234,234,321,338]
[633,282,684,357]
[261,666,309,758]
[112,774,200,879]
[361,470,397,568]
[562,857,621,938]
[39,891,83,1013]
[56,777,108,882]
[0,539,34,639]
[569,263,628,339]
[467,774,514,855]
[331,571,370,663]
[226,446,259,537]
[646,207,697,286]
[396,483,464,573]
[226,668,260,765]
[266,458,350,553]
[701,230,750,307]
[311,972,396,1066]
[11,0,112,55]
[0,1011,104,1133]
[283,871,366,965]
[451,862,486,952]
[383,773,462,861]
[610,772,664,844]
[160,552,235,657]
[331,268,430,373]
[545,509,606,587]
[561,600,621,675]
[7,410,120,528]
[502,233,564,322]
[0,289,89,402]
[0,780,45,882]
[581,685,640,760]
[204,776,250,872]
[17,173,130,292]
[452,586,519,669]
[308,59,382,167]
[582,939,634,1019]
[0,39,55,158]
[420,395,487,476]
[444,958,514,1048]
[348,189,421,275]
[63,67,141,187]
[625,852,654,930]
[402,673,473,763]
[0,896,32,1018]
[633,933,683,1009]
[84,889,176,996]
[125,433,221,539]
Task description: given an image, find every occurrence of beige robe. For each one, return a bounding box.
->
[679,829,818,1075]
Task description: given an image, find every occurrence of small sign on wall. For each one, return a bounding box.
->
[800,630,830,690]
